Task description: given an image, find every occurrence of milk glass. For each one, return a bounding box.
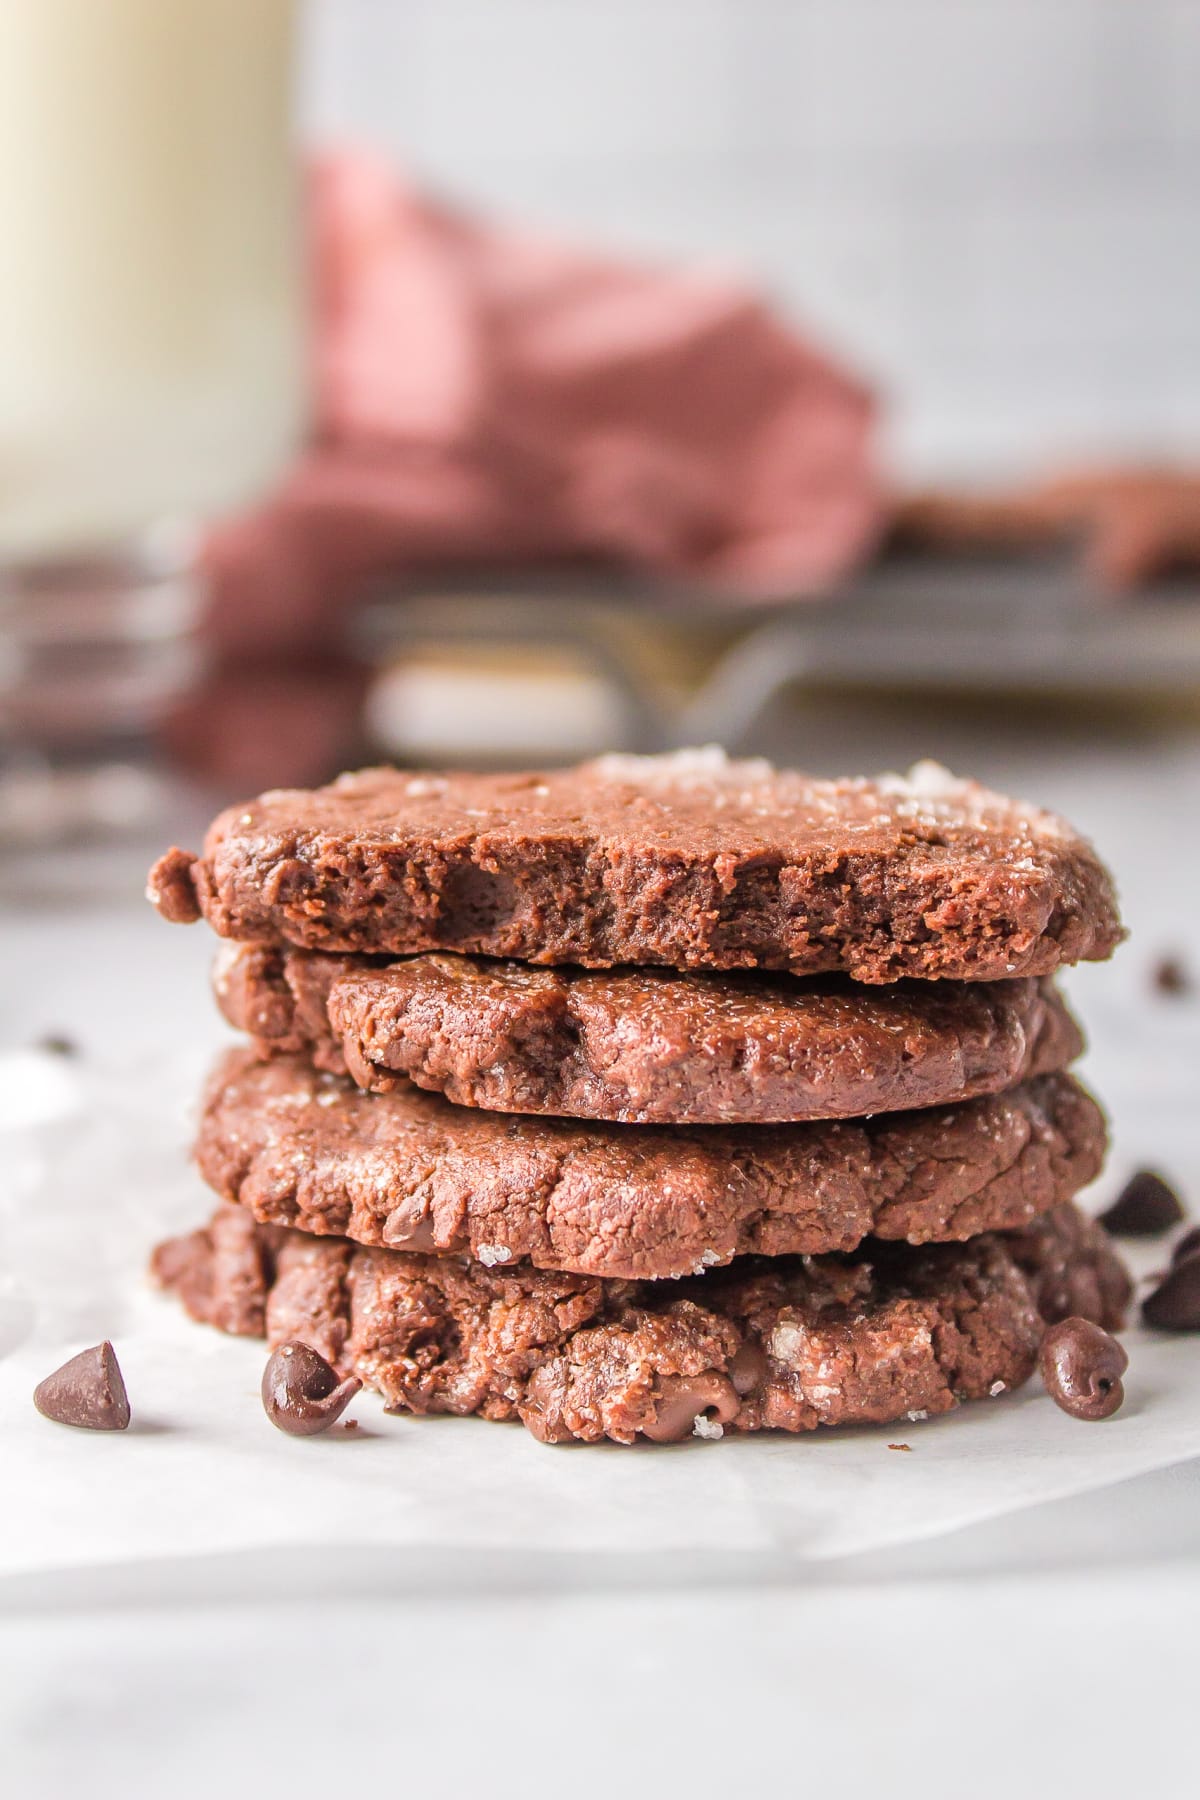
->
[0,0,306,838]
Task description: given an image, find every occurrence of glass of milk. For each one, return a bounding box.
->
[0,0,306,840]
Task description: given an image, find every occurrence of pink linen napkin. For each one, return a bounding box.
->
[203,151,884,659]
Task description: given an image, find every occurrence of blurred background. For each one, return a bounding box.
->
[2,3,1199,1028]
[308,0,1200,479]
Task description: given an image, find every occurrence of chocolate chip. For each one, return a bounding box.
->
[1172,1226,1200,1267]
[642,1372,741,1443]
[1152,955,1192,997]
[261,1341,361,1436]
[1039,1318,1128,1420]
[1143,1258,1200,1331]
[34,1342,131,1431]
[1097,1170,1185,1237]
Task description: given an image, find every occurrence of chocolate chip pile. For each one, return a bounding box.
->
[132,750,1147,1446]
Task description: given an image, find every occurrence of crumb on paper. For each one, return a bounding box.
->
[887,1442,912,1452]
[343,1418,359,1432]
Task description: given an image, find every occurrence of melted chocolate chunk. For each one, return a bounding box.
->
[642,1373,741,1443]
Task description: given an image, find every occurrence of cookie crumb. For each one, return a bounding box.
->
[146,846,201,924]
[887,1442,912,1452]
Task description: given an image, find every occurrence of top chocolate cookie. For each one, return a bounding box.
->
[147,749,1122,983]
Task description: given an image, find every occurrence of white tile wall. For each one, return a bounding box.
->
[301,0,1200,479]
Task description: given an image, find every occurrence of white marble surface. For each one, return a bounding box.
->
[3,709,1199,1798]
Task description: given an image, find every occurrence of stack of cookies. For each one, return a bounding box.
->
[147,750,1132,1445]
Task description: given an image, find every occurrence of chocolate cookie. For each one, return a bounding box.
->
[214,943,1083,1123]
[150,1201,1129,1444]
[148,750,1122,983]
[195,1049,1107,1280]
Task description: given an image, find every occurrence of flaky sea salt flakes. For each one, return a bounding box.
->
[989,1380,1007,1398]
[591,746,774,789]
[877,759,968,801]
[905,1409,929,1423]
[476,1244,511,1267]
[692,1414,724,1441]
[768,1321,804,1365]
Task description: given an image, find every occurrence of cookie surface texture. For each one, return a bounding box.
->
[194,1048,1108,1280]
[150,750,1123,983]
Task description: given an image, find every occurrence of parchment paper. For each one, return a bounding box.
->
[3,1043,1198,1575]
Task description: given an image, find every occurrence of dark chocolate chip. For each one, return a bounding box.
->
[1151,955,1193,997]
[1097,1170,1185,1237]
[261,1341,361,1436]
[1143,1258,1200,1331]
[34,1341,131,1431]
[642,1372,741,1443]
[1039,1318,1128,1420]
[34,1033,79,1058]
[1171,1226,1200,1267]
